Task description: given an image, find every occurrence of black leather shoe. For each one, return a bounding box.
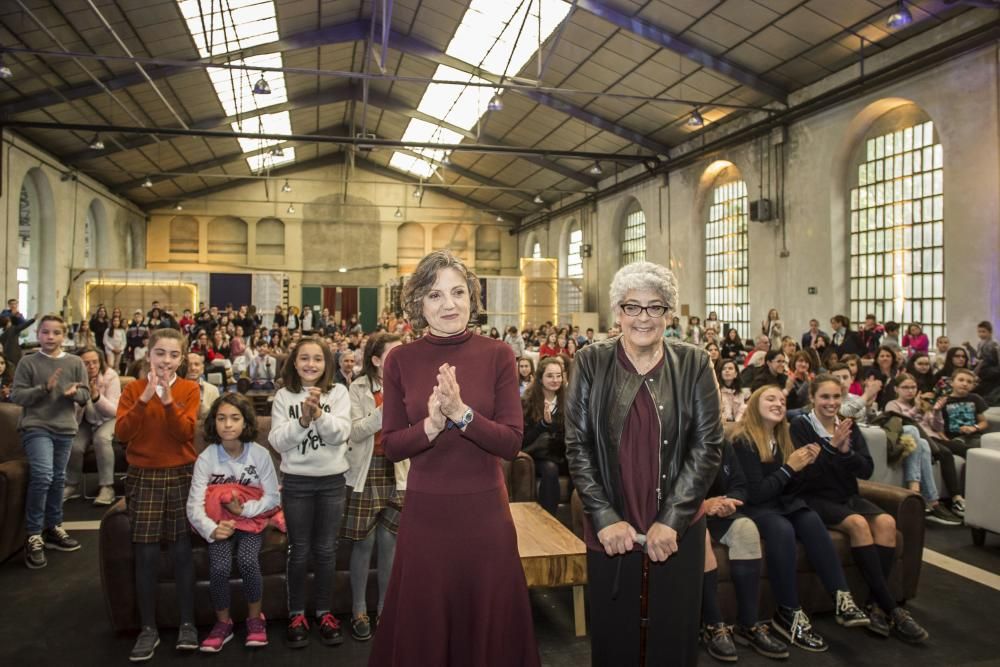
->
[835,590,870,627]
[700,623,737,662]
[772,607,828,653]
[734,622,789,659]
[865,604,891,637]
[318,613,344,646]
[286,614,310,648]
[891,608,928,643]
[351,614,372,641]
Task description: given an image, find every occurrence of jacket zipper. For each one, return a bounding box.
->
[647,379,664,510]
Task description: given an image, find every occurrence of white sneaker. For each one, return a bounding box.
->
[62,485,81,502]
[93,486,116,506]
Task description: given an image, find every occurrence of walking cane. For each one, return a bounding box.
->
[635,534,649,667]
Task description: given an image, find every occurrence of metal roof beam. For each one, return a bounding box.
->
[572,0,787,102]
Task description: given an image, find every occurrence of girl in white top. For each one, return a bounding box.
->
[104,315,127,372]
[268,336,352,645]
[187,393,280,652]
[344,333,406,640]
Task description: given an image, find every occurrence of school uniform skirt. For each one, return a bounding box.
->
[124,464,194,543]
[804,493,885,526]
[342,454,404,541]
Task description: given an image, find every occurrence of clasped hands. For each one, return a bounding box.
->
[139,369,175,405]
[298,387,323,427]
[597,520,678,563]
[424,363,469,441]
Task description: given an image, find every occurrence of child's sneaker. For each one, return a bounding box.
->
[24,534,46,569]
[199,620,233,653]
[42,525,81,552]
[246,613,268,647]
[62,485,81,502]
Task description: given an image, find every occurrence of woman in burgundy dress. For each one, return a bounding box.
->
[369,250,539,667]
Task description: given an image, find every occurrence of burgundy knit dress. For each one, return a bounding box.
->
[368,330,540,667]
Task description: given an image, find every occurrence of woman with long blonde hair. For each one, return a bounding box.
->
[732,386,869,654]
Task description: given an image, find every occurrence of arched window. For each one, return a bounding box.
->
[621,200,645,265]
[18,181,35,312]
[256,218,285,256]
[705,176,749,339]
[397,223,425,274]
[566,221,583,278]
[170,216,199,255]
[532,242,541,259]
[431,223,470,261]
[475,226,501,263]
[19,168,55,315]
[849,114,944,341]
[208,216,248,257]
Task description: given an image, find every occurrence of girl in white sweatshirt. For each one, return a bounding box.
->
[268,337,352,648]
[186,393,280,652]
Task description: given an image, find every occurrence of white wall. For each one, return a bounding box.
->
[520,44,1000,339]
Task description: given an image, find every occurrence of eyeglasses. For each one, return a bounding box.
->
[620,303,669,318]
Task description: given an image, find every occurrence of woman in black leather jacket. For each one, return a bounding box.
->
[566,261,723,667]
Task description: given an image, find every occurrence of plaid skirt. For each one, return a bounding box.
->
[125,464,194,544]
[342,454,404,541]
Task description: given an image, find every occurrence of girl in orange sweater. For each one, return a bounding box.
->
[115,328,201,662]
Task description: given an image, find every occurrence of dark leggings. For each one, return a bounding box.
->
[207,530,264,611]
[929,438,962,496]
[536,461,561,517]
[753,509,848,610]
[134,532,195,628]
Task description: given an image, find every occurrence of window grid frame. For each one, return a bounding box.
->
[849,120,945,343]
[621,205,646,265]
[567,226,583,278]
[705,180,750,341]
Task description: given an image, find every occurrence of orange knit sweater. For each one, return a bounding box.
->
[115,377,200,468]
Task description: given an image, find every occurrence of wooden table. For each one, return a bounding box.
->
[243,389,276,416]
[510,501,588,636]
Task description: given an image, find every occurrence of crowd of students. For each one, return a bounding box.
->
[5,296,996,663]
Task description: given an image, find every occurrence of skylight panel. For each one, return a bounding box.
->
[417,66,497,131]
[176,0,279,58]
[231,110,292,153]
[208,53,287,117]
[246,147,296,172]
[389,152,436,179]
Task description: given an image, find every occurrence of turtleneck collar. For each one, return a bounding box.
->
[424,329,474,346]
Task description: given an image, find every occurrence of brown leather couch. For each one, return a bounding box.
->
[0,403,28,563]
[566,479,925,618]
[99,418,537,632]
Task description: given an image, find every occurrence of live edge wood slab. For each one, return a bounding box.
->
[510,501,588,636]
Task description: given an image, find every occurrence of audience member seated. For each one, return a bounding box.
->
[972,321,1000,404]
[861,346,900,410]
[248,340,278,389]
[902,324,929,357]
[520,357,567,517]
[65,347,121,506]
[905,352,937,393]
[185,352,219,422]
[721,328,745,362]
[830,314,865,357]
[717,359,748,423]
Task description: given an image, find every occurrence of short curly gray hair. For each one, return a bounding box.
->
[609,261,679,315]
[402,249,483,331]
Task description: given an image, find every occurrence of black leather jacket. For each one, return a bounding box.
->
[565,337,723,538]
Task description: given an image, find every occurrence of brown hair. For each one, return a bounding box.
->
[77,346,108,375]
[38,313,67,333]
[282,336,335,392]
[791,350,815,373]
[203,393,259,443]
[733,386,794,464]
[809,372,842,397]
[522,357,567,426]
[952,368,976,382]
[401,249,482,331]
[362,332,402,386]
[148,327,188,354]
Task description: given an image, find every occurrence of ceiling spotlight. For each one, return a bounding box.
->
[588,162,603,176]
[286,203,295,214]
[142,175,153,188]
[487,94,503,112]
[252,74,271,95]
[496,214,504,222]
[687,109,705,128]
[887,1,912,29]
[88,133,104,150]
[533,194,545,205]
[394,207,402,218]
[174,202,183,211]
[442,153,451,165]
[338,267,348,273]
[269,145,284,157]
[281,179,291,193]
[413,186,423,198]
[0,55,12,80]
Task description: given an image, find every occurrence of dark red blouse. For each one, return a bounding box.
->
[584,343,664,552]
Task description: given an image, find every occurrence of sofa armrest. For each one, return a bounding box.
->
[0,459,28,562]
[965,448,1000,532]
[100,499,139,632]
[859,479,924,599]
[508,452,536,502]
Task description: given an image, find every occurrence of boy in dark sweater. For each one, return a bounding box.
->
[11,315,89,569]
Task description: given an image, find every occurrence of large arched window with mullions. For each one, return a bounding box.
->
[849,109,945,342]
[704,167,749,339]
[620,199,645,265]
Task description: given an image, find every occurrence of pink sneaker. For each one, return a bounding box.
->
[245,613,268,647]
[199,620,234,653]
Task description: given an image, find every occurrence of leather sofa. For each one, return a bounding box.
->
[562,473,925,620]
[965,432,1000,546]
[0,403,28,563]
[99,419,537,632]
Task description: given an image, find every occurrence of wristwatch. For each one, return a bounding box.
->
[447,407,475,430]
